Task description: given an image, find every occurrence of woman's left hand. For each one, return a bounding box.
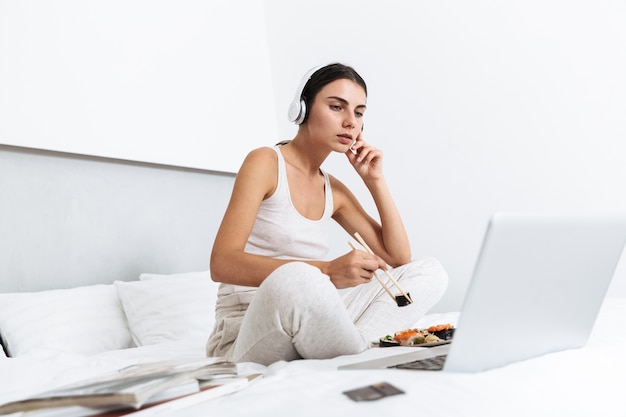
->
[345,134,384,181]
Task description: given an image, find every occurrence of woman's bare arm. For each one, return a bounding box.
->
[210,148,290,286]
[332,138,411,267]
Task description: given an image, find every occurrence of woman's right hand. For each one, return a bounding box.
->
[322,249,387,289]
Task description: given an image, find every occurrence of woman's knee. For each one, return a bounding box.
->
[397,257,449,296]
[258,262,336,306]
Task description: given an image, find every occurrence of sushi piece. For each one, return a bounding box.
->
[427,324,455,340]
[379,335,400,347]
[395,292,411,307]
[407,333,426,346]
[392,329,426,346]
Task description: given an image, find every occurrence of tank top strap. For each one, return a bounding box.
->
[272,146,287,196]
[320,167,333,220]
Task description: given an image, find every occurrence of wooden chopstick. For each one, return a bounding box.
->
[353,232,413,304]
[348,241,396,302]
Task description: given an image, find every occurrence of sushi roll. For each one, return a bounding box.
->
[395,292,412,307]
[427,324,455,340]
[407,333,426,346]
[393,329,426,346]
[379,335,400,347]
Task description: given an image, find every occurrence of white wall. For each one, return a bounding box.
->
[0,0,276,173]
[1,1,624,310]
[264,1,626,311]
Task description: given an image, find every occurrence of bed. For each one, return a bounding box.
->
[1,145,626,416]
[1,272,625,417]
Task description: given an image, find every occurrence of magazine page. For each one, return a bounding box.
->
[0,357,236,415]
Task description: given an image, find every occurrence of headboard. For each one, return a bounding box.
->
[0,144,236,293]
[2,144,625,301]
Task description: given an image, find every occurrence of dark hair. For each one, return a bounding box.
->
[300,63,367,124]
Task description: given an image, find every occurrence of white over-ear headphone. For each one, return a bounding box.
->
[287,65,323,125]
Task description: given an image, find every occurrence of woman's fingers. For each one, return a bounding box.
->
[350,249,383,278]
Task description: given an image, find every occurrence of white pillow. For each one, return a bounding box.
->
[0,284,133,357]
[114,271,216,346]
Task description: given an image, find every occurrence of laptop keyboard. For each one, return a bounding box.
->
[391,354,447,371]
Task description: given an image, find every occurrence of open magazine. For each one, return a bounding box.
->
[0,357,257,416]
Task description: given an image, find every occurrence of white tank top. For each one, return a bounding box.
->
[208,146,334,356]
[244,146,333,260]
[216,146,333,298]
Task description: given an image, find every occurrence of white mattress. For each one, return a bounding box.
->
[1,299,624,417]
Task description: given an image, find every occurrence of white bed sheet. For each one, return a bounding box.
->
[1,299,624,417]
[188,298,626,417]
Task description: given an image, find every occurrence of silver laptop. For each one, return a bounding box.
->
[340,212,626,373]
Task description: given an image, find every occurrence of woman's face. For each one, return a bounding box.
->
[305,78,367,152]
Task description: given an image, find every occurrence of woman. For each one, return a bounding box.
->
[206,63,448,365]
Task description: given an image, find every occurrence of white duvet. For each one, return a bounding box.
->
[1,300,625,417]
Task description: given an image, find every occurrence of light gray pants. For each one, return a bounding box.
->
[229,257,448,365]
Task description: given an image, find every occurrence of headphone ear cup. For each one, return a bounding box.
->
[287,65,323,125]
[294,99,306,125]
[287,98,306,124]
